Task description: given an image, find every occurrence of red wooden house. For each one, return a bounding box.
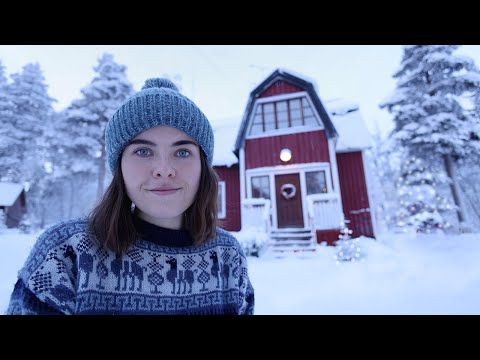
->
[213,69,375,250]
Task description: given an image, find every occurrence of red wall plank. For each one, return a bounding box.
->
[245,130,330,169]
[315,229,340,245]
[336,152,374,238]
[259,80,303,98]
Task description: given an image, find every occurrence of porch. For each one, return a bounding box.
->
[241,194,344,251]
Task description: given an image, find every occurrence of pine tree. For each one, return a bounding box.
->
[368,129,403,232]
[0,60,18,182]
[7,63,56,183]
[380,45,480,230]
[6,63,57,229]
[395,156,451,233]
[65,53,134,199]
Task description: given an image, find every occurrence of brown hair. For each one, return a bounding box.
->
[88,152,219,255]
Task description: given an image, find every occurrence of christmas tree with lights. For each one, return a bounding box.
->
[335,221,364,263]
[395,156,451,233]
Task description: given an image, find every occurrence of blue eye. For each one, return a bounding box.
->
[177,149,191,158]
[134,148,152,157]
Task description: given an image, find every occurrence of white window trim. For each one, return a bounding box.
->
[218,181,226,219]
[246,92,325,140]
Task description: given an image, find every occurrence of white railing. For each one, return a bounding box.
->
[241,198,271,233]
[306,193,344,230]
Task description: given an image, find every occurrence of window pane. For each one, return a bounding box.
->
[306,171,327,195]
[251,177,261,198]
[303,106,313,117]
[263,103,274,114]
[276,101,287,112]
[252,113,263,125]
[250,113,263,135]
[290,99,300,110]
[251,176,270,199]
[264,112,275,131]
[217,189,223,213]
[302,99,318,126]
[217,182,225,218]
[290,109,302,126]
[277,110,288,129]
[260,176,270,199]
[304,115,317,126]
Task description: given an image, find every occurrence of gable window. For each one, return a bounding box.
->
[251,175,270,199]
[249,96,318,136]
[218,181,226,219]
[306,170,328,194]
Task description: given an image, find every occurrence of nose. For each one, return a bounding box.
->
[152,158,175,178]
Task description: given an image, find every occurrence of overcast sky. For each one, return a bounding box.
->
[1,45,480,137]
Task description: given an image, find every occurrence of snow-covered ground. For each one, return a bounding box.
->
[1,228,479,314]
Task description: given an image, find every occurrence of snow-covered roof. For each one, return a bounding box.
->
[0,182,24,207]
[212,117,240,167]
[325,98,373,151]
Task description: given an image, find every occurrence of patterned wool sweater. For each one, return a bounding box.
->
[6,217,254,315]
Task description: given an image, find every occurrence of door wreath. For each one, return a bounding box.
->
[280,183,296,200]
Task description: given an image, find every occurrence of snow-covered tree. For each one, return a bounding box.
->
[455,156,480,231]
[367,128,403,233]
[380,45,480,230]
[45,105,104,221]
[5,63,57,228]
[6,63,56,183]
[67,53,134,200]
[0,61,18,182]
[395,156,451,233]
[334,222,364,263]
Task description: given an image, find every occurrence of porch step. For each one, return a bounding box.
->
[268,229,316,252]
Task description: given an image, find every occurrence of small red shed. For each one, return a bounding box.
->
[0,182,26,228]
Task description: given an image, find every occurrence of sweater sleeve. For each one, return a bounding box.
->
[241,277,255,315]
[238,250,255,315]
[5,221,82,315]
[6,278,63,315]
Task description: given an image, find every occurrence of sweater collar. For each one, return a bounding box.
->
[133,216,194,247]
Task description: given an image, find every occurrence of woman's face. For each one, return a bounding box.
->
[121,125,202,229]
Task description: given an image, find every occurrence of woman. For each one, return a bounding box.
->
[7,78,254,315]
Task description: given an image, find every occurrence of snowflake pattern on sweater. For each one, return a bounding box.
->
[6,218,254,315]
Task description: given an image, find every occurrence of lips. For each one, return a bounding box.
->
[151,187,180,191]
[148,187,181,195]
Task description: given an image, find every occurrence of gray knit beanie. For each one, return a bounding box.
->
[105,78,214,173]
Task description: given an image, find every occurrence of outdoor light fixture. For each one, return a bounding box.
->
[280,148,292,162]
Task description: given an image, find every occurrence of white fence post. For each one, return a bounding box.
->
[307,194,344,230]
[241,198,271,233]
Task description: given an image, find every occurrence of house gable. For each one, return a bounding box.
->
[234,69,338,156]
[259,80,303,98]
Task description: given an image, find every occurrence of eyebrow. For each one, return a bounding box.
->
[127,139,198,147]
